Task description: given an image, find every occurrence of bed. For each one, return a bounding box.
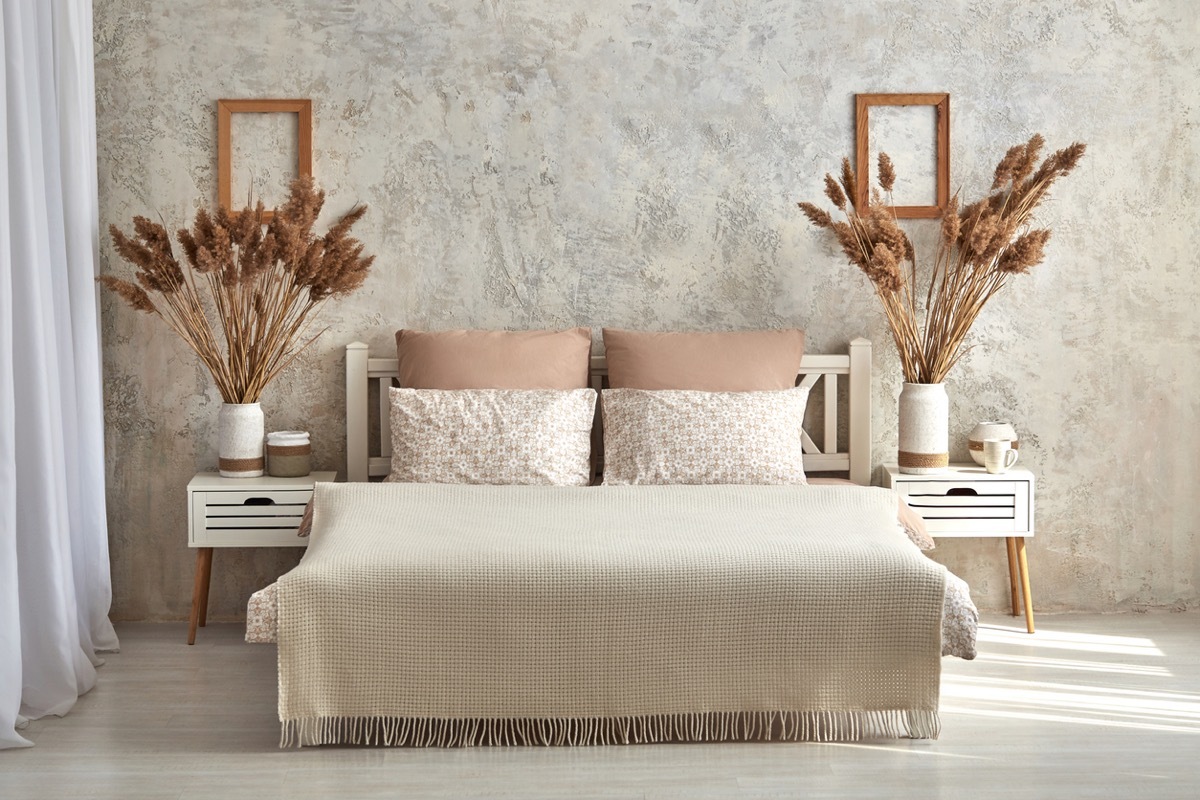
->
[248,333,978,747]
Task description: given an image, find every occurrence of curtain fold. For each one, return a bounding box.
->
[1,0,118,750]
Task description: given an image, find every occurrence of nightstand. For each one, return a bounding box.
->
[883,463,1036,633]
[186,471,336,644]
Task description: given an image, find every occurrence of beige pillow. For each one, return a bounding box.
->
[602,328,805,390]
[388,388,596,485]
[807,478,936,550]
[602,387,809,485]
[395,328,592,389]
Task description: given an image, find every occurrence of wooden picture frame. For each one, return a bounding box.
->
[855,93,949,218]
[217,99,313,221]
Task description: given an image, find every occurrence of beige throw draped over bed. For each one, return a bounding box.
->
[276,482,947,747]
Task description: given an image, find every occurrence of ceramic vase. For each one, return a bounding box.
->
[218,402,265,478]
[898,383,949,474]
[967,420,1019,467]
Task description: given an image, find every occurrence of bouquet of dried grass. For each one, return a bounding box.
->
[799,135,1085,384]
[100,178,374,403]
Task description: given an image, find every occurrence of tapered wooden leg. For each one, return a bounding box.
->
[1015,537,1035,633]
[1006,537,1021,616]
[197,547,213,627]
[188,547,214,645]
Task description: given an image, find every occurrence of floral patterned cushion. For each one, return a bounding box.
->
[388,387,597,486]
[245,582,278,644]
[601,387,810,485]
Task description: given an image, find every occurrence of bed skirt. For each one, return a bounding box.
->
[281,709,941,748]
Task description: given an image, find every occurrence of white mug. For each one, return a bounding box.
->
[983,439,1019,474]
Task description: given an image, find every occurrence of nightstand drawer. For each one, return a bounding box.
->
[201,489,312,509]
[191,526,308,547]
[894,480,1029,534]
[190,489,313,547]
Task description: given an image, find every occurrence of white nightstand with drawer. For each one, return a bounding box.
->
[186,471,335,644]
[883,463,1036,633]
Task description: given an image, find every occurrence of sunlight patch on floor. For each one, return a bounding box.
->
[942,619,1200,734]
[977,624,1165,657]
[821,741,992,760]
[976,651,1172,677]
[940,706,1200,734]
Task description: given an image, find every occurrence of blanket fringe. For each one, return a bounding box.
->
[279,710,940,748]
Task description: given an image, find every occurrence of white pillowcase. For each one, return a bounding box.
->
[388,388,597,486]
[601,387,811,485]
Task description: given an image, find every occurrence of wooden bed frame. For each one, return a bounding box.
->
[344,338,872,484]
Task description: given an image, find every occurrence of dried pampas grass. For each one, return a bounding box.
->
[101,177,374,403]
[799,136,1085,383]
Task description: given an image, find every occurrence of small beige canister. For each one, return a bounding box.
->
[266,431,311,477]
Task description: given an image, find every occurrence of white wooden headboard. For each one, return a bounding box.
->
[346,338,872,485]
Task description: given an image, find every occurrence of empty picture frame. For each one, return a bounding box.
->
[217,99,313,220]
[855,93,949,218]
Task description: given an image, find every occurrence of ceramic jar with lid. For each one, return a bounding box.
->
[266,431,311,477]
[967,421,1018,466]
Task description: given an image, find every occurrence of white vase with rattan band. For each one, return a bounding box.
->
[218,402,265,478]
[898,382,949,474]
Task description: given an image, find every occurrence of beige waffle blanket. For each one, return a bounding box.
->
[276,483,947,747]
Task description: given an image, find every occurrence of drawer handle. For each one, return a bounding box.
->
[243,497,276,506]
[946,487,979,496]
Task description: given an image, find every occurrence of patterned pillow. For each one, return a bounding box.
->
[601,387,810,485]
[388,388,596,486]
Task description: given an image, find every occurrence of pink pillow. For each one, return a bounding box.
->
[395,328,592,389]
[602,328,805,390]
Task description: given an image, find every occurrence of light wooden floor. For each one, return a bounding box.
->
[3,613,1198,799]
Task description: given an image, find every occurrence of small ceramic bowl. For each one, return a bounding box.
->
[967,421,1018,466]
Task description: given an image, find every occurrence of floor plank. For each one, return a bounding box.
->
[2,613,1198,798]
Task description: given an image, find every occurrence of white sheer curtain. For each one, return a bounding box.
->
[1,0,118,749]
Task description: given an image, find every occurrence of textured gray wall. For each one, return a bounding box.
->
[94,0,1199,621]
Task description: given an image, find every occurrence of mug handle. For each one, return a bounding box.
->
[1004,449,1019,469]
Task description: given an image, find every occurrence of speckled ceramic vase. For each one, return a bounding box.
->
[898,383,949,474]
[218,402,265,478]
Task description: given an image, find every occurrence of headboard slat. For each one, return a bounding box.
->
[824,373,838,456]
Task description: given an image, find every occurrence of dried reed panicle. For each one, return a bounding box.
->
[823,174,847,210]
[796,202,833,229]
[1013,134,1044,184]
[840,158,857,208]
[868,243,902,291]
[831,220,867,270]
[278,176,325,230]
[100,178,374,403]
[877,153,896,193]
[799,134,1085,383]
[97,275,155,313]
[214,226,237,289]
[992,143,1024,189]
[865,205,909,264]
[176,227,200,269]
[940,196,960,249]
[997,229,1051,274]
[964,210,1001,262]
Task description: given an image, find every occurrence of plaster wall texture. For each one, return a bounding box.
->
[94,0,1199,621]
